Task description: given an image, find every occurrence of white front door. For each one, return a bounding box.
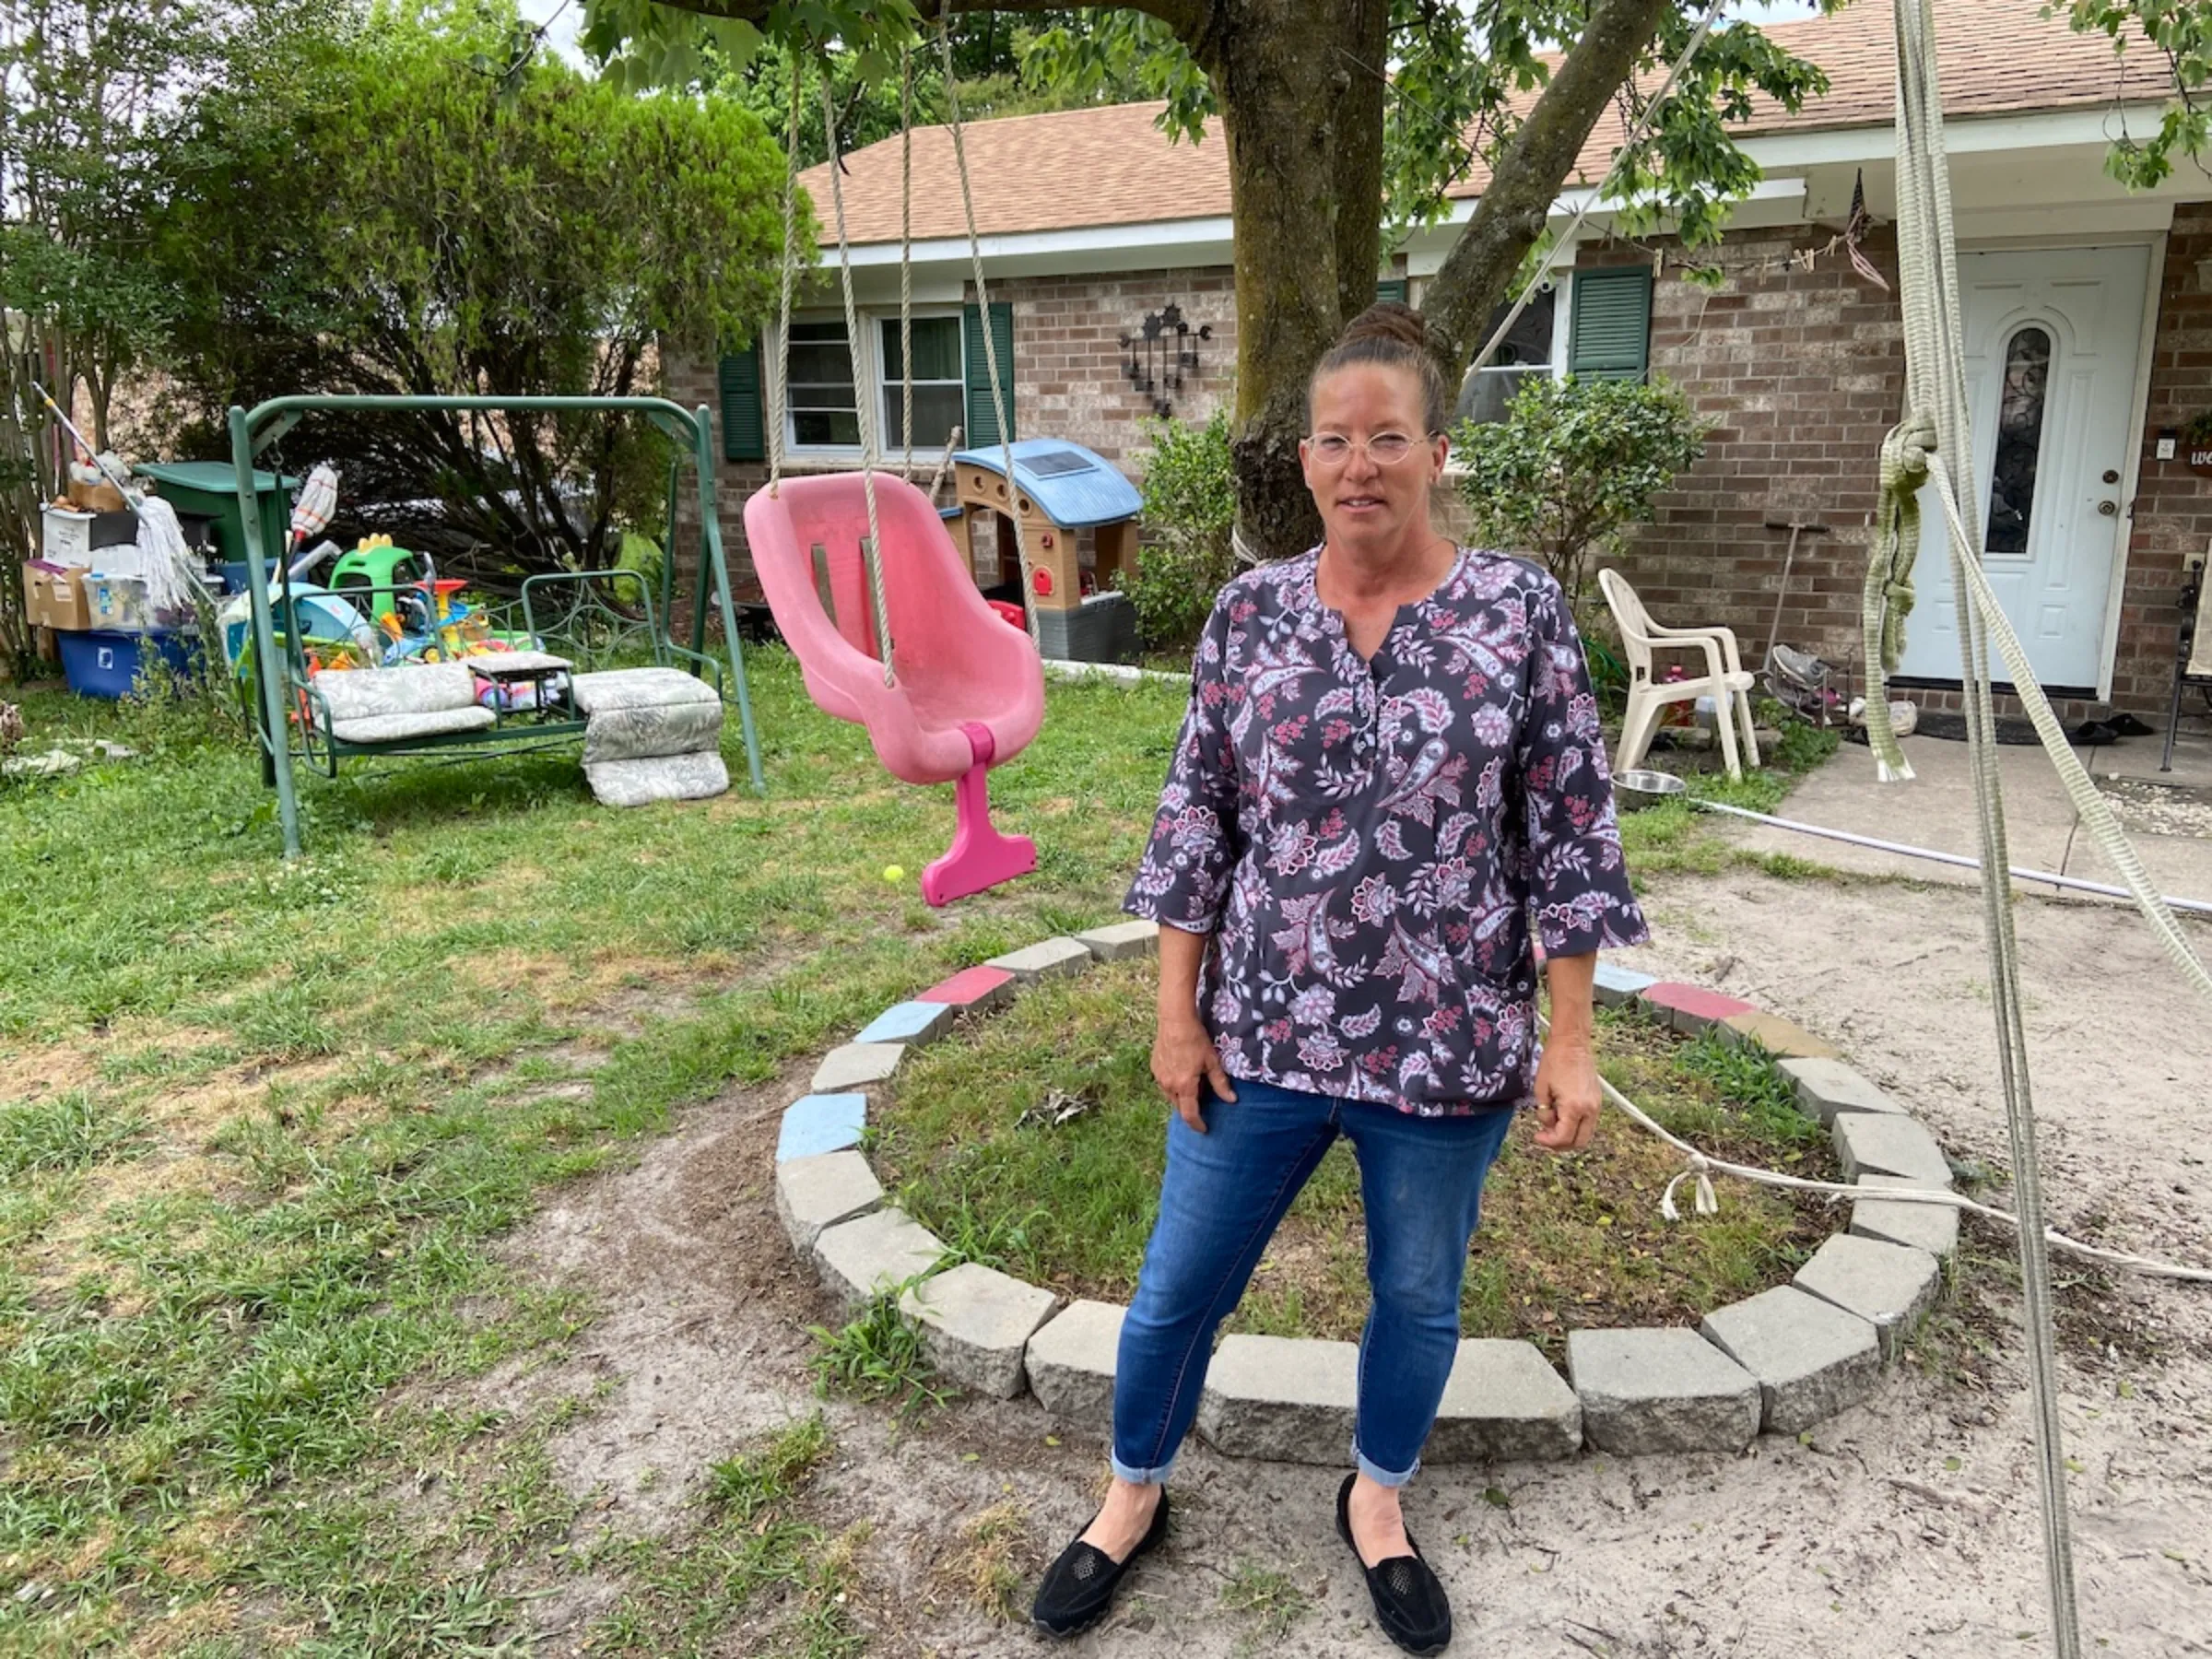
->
[1899,245,2147,691]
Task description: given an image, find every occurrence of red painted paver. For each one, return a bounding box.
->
[1640,981,1757,1035]
[915,964,1017,1011]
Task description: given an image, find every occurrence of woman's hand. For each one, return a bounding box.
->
[1532,1033,1600,1152]
[1154,923,1234,1134]
[1153,1013,1236,1134]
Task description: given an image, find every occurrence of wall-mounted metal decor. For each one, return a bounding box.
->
[1120,302,1213,418]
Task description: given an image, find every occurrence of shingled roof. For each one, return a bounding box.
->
[798,0,2169,247]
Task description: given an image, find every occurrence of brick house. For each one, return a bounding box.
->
[667,0,2206,720]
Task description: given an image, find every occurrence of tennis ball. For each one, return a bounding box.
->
[882,864,905,883]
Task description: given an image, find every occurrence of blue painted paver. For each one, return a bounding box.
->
[1593,959,1659,1007]
[777,1093,869,1162]
[855,1000,957,1048]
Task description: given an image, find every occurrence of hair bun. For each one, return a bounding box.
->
[1339,300,1431,354]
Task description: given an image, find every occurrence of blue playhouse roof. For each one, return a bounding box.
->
[954,439,1141,529]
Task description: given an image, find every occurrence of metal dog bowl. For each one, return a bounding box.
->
[1615,768,1688,811]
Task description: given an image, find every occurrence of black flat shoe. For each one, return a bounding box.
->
[2111,712,2155,737]
[1030,1487,1170,1639]
[1336,1473,1453,1655]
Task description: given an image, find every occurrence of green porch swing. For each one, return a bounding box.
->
[224,394,765,858]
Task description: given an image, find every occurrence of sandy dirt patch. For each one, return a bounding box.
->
[489,865,2212,1658]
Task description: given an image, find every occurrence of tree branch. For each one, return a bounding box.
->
[641,0,1215,40]
[1422,0,1673,373]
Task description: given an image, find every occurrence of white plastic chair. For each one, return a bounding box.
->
[1598,567,1760,781]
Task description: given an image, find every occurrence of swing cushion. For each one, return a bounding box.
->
[313,662,477,719]
[744,472,1043,787]
[570,666,720,713]
[312,662,491,744]
[329,706,498,745]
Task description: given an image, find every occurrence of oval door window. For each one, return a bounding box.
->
[1986,325,2052,555]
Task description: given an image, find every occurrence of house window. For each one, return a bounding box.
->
[881,315,965,450]
[1986,324,2052,557]
[789,320,861,448]
[1456,287,1558,425]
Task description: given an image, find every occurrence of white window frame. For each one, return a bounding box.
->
[783,307,967,460]
[783,312,865,458]
[877,309,966,455]
[1461,275,1569,423]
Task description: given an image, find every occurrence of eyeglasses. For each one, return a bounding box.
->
[1304,431,1437,467]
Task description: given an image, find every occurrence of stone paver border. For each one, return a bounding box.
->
[773,923,1959,1459]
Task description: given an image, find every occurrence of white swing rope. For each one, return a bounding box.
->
[940,21,1042,648]
[900,45,916,481]
[1888,10,2073,1642]
[818,74,900,688]
[1535,1010,2212,1285]
[766,55,806,497]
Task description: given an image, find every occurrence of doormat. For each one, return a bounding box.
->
[1846,712,2041,746]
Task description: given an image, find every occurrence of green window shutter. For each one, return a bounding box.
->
[963,301,1016,447]
[719,342,765,462]
[1374,278,1407,305]
[1568,265,1653,380]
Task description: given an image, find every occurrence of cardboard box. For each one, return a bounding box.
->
[67,475,130,512]
[41,504,136,568]
[22,562,91,631]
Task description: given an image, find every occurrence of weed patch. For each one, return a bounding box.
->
[1219,1556,1313,1648]
[809,1289,956,1418]
[943,1500,1034,1623]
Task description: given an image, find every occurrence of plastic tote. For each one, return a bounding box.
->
[81,571,155,629]
[57,629,200,700]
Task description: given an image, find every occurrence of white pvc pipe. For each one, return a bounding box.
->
[1688,797,2212,918]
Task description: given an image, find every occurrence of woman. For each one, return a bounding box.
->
[1030,304,1649,1655]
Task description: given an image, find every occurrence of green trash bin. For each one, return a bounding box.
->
[135,461,297,587]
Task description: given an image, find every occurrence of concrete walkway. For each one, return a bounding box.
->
[1715,722,2212,908]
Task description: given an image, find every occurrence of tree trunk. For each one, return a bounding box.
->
[638,0,1683,559]
[1194,0,1387,560]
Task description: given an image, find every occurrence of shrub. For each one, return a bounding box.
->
[1123,407,1239,655]
[1452,375,1708,613]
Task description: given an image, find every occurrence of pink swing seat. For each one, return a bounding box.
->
[744,471,1044,905]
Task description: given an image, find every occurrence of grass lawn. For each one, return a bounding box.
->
[0,650,1837,1653]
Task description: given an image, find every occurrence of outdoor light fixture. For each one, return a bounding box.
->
[1120,302,1213,418]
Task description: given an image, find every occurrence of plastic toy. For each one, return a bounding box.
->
[329,535,424,606]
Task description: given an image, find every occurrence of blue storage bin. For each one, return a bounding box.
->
[57,629,200,700]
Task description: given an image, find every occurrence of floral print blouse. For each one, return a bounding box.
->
[1124,547,1649,1117]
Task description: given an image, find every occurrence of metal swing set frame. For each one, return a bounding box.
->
[224,393,765,859]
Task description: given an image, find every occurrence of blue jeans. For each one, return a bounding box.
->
[1111,1077,1515,1488]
